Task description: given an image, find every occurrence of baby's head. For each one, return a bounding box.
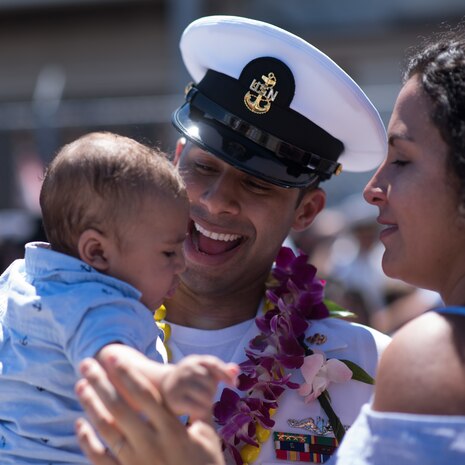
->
[40,132,189,309]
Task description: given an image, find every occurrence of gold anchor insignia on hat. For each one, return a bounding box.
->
[244,72,278,114]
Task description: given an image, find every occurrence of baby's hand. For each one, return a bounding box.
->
[160,355,238,422]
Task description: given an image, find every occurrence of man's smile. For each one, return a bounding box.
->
[194,222,242,242]
[189,221,244,256]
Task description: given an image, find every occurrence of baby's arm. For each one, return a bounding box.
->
[95,345,238,422]
[160,355,239,422]
[95,343,171,380]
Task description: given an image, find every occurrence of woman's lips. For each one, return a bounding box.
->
[379,224,398,241]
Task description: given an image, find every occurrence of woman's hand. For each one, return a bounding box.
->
[75,348,225,465]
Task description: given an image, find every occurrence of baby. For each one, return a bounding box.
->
[0,132,237,464]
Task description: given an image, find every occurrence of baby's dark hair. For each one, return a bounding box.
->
[40,132,187,257]
[404,24,465,214]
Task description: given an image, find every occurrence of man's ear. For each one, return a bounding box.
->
[77,229,110,272]
[292,188,326,232]
[173,137,187,166]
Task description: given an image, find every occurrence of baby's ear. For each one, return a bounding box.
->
[77,229,110,272]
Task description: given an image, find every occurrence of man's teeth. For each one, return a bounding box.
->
[194,223,241,242]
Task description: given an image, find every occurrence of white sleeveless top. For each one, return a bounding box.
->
[328,403,465,465]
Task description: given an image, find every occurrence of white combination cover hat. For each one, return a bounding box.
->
[172,15,387,188]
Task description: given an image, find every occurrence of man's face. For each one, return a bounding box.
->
[174,142,324,296]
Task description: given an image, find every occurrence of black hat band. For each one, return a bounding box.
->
[187,86,342,179]
[197,68,344,165]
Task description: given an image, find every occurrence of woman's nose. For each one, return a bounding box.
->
[363,174,386,206]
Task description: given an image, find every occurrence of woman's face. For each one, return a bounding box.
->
[364,75,465,297]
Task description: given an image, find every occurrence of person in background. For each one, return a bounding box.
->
[0,132,237,464]
[289,208,346,277]
[329,193,388,321]
[74,15,391,465]
[0,210,45,273]
[370,282,442,335]
[330,24,465,464]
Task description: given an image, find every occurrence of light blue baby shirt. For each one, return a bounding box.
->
[0,242,165,464]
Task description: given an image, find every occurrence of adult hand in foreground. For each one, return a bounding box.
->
[75,348,225,465]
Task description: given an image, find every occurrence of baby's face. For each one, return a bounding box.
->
[108,193,189,310]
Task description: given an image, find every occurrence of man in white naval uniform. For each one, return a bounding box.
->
[76,15,391,465]
[161,15,391,465]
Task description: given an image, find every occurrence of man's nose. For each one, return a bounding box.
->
[199,173,241,215]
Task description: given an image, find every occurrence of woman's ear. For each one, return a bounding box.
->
[292,188,326,231]
[77,229,110,272]
[173,137,187,166]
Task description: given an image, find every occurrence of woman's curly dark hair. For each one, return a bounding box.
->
[404,24,465,215]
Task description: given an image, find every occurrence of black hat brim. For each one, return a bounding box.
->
[172,101,319,188]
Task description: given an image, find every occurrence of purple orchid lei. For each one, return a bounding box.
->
[213,246,333,465]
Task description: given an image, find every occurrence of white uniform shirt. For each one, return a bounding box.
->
[168,301,391,465]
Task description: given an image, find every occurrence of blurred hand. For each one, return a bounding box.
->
[75,352,226,465]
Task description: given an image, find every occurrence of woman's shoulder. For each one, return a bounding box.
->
[373,310,465,415]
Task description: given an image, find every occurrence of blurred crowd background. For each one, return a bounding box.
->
[0,0,459,334]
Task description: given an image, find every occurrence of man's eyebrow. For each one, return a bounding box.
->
[388,133,414,146]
